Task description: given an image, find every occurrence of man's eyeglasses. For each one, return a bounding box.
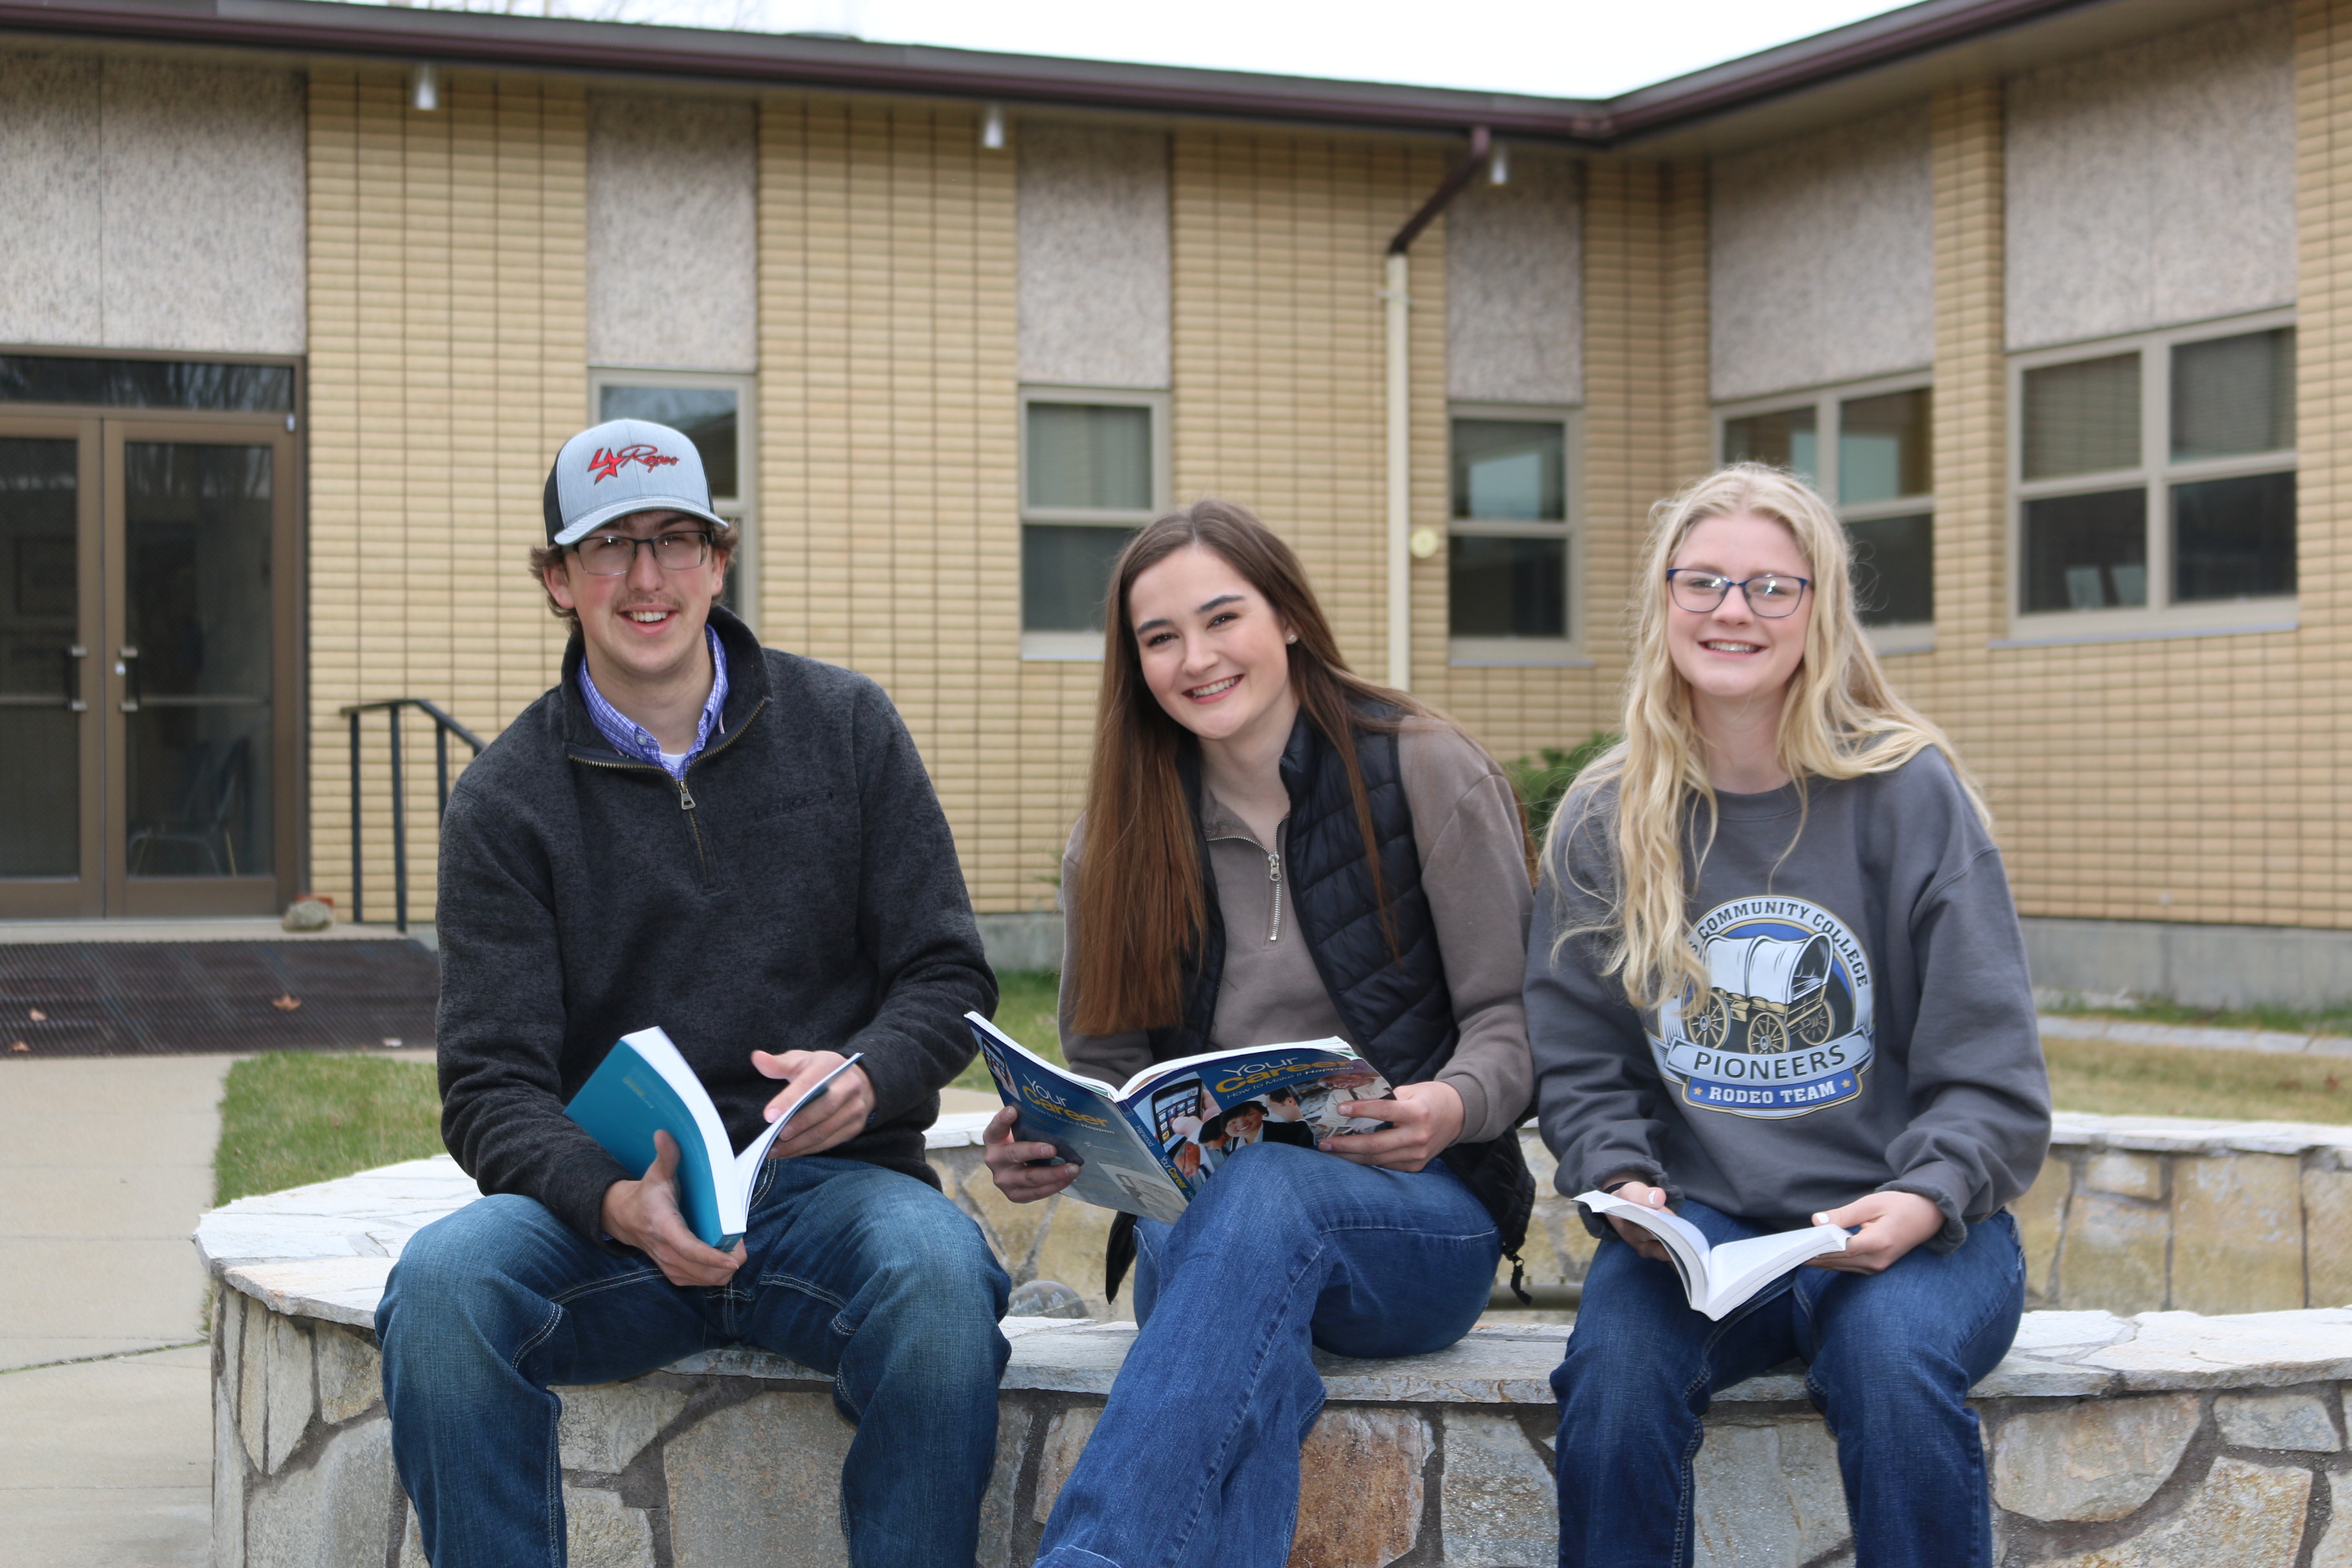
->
[1665,569,1810,618]
[573,531,713,576]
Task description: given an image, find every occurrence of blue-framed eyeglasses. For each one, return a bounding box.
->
[1665,569,1810,618]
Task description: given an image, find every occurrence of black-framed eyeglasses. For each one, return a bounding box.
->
[573,531,713,576]
[1665,568,1810,617]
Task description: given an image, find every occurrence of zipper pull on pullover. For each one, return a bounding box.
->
[676,776,696,811]
[1267,850,1283,942]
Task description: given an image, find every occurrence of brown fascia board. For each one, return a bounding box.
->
[0,0,2106,146]
[1600,0,2107,141]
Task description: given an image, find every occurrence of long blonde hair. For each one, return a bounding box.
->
[1545,464,1987,1008]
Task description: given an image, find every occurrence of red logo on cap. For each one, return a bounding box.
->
[585,444,681,483]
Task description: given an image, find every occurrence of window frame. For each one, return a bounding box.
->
[2004,306,2297,647]
[587,367,758,635]
[1019,384,1170,662]
[1445,402,1589,668]
[1714,369,1937,656]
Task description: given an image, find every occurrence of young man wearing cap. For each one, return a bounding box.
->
[375,418,1010,1568]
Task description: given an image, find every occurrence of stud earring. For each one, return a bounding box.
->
[1285,633,1298,644]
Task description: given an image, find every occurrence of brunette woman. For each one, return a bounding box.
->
[984,499,1536,1567]
[1529,466,2051,1567]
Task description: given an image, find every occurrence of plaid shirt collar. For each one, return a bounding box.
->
[576,624,729,778]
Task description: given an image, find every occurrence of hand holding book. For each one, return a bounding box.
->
[1805,1190,1945,1273]
[1311,1079,1464,1173]
[1576,1187,1849,1320]
[753,1047,876,1159]
[600,1130,749,1288]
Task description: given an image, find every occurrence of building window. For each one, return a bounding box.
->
[591,371,756,628]
[1720,376,1934,655]
[1020,387,1168,660]
[2010,312,2295,642]
[1447,407,1584,667]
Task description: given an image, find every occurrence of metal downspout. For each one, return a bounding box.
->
[1384,126,1492,691]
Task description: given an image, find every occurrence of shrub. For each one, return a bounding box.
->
[1504,731,1619,842]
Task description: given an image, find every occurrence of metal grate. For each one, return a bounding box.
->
[0,941,440,1057]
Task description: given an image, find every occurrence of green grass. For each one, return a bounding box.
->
[956,968,1064,1091]
[213,1053,445,1204]
[2044,995,2352,1039]
[2045,1035,2352,1125]
[212,973,1067,1200]
[204,1003,2352,1206]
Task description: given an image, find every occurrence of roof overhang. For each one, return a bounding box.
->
[0,0,2253,150]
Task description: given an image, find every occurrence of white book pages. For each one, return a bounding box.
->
[617,1026,747,1237]
[1575,1190,1849,1320]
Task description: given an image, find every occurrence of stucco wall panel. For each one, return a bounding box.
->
[1710,103,1932,400]
[0,49,102,346]
[2007,5,2294,349]
[1017,122,1170,388]
[0,48,303,355]
[587,91,756,371]
[1446,149,1582,405]
[99,58,306,355]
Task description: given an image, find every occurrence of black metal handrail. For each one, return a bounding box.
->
[340,698,487,934]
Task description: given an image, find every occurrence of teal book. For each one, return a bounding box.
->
[565,1026,861,1250]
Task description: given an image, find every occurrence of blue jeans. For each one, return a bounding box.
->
[376,1155,1010,1568]
[1553,1200,2024,1568]
[1034,1141,1500,1568]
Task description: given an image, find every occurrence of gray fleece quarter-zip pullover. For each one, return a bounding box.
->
[431,606,997,1244]
[1525,747,2051,1251]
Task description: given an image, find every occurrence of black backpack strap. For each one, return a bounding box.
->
[1104,1209,1139,1302]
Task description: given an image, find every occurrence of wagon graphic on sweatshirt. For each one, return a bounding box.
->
[1651,896,1875,1119]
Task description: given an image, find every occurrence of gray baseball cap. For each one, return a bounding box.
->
[542,418,731,546]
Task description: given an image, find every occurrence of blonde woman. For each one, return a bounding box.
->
[1528,466,2050,1568]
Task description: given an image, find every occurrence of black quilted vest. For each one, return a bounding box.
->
[1112,707,1534,1295]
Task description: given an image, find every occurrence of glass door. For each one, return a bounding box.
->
[0,422,102,916]
[0,416,297,919]
[108,426,296,916]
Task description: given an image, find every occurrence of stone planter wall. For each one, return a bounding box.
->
[2012,1113,2352,1316]
[933,1112,2352,1322]
[201,1144,2352,1568]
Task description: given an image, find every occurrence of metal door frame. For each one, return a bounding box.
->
[0,407,300,918]
[104,418,300,917]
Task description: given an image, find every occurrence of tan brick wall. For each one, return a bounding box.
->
[754,97,1065,916]
[1901,76,2344,931]
[2295,0,2352,923]
[305,68,586,923]
[1444,157,1713,771]
[1168,130,1430,678]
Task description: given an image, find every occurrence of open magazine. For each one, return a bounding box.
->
[1576,1189,1849,1320]
[964,1012,1391,1222]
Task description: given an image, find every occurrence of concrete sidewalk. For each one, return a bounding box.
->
[1,1055,231,1568]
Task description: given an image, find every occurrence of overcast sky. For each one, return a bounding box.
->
[375,0,1919,99]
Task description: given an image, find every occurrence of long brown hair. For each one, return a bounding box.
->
[1070,500,1439,1037]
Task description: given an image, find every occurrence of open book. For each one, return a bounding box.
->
[966,1012,1391,1223]
[1576,1190,1848,1320]
[565,1026,863,1250]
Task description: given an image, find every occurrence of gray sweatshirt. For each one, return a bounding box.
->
[1526,748,2050,1250]
[1060,719,1536,1146]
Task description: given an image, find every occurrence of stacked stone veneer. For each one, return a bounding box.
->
[199,1112,2352,1567]
[931,1112,2352,1323]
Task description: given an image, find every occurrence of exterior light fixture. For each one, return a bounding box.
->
[1489,141,1509,185]
[981,102,1005,150]
[411,63,440,112]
